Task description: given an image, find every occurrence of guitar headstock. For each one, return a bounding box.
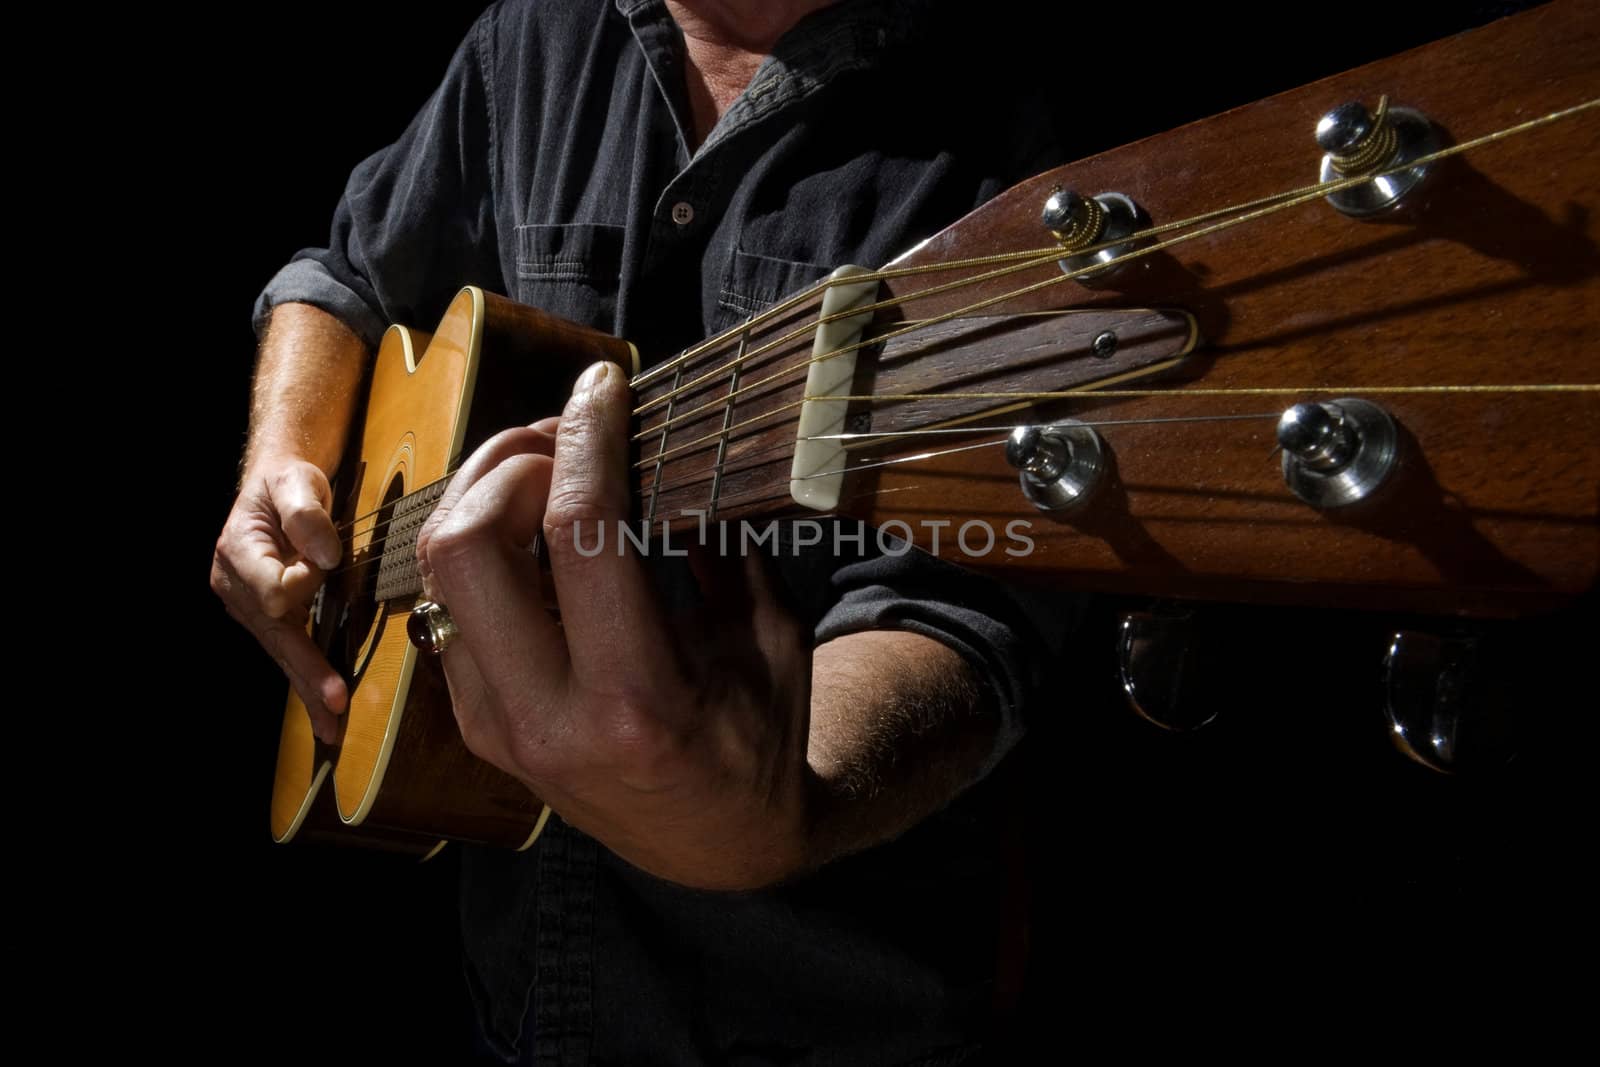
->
[834,2,1599,617]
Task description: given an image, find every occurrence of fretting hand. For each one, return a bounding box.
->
[416,362,817,890]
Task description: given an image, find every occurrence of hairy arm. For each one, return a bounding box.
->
[211,302,369,741]
[241,303,369,480]
[807,631,997,866]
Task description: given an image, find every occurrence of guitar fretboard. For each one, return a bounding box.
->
[374,477,452,603]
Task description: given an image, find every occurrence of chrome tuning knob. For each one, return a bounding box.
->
[1315,96,1440,216]
[1276,398,1399,508]
[1041,187,1146,280]
[1006,422,1105,512]
[1117,608,1219,732]
[1384,630,1517,774]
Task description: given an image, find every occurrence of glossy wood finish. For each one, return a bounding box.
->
[277,292,632,848]
[840,2,1598,616]
[269,694,443,855]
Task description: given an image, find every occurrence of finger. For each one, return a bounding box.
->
[542,362,681,693]
[217,558,349,738]
[221,518,298,619]
[278,558,325,611]
[424,450,571,712]
[740,549,808,656]
[691,549,807,672]
[418,425,557,602]
[268,464,342,571]
[436,632,519,777]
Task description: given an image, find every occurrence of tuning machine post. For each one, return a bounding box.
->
[1276,398,1399,508]
[1315,96,1440,217]
[1006,422,1106,512]
[1041,188,1148,281]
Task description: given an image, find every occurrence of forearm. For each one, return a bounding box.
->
[805,630,1000,866]
[241,302,370,479]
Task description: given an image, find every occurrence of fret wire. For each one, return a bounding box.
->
[645,437,797,502]
[708,322,751,520]
[645,361,685,524]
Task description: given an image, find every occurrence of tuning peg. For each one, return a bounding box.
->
[1039,186,1147,280]
[1117,608,1218,732]
[1382,630,1517,774]
[1006,422,1105,512]
[1314,96,1440,216]
[1276,397,1399,508]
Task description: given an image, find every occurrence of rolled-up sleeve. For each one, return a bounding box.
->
[252,11,505,348]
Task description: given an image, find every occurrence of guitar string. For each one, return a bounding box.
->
[327,97,1597,545]
[318,412,1280,572]
[331,96,1597,538]
[627,98,1599,426]
[625,378,1599,517]
[630,96,1600,400]
[331,410,1292,572]
[633,384,1598,520]
[637,413,1285,502]
[325,378,1594,576]
[620,99,1600,467]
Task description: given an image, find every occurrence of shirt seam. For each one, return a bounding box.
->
[476,7,501,225]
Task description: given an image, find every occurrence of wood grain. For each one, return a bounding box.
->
[843,1,1599,616]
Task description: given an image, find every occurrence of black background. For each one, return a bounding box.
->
[135,2,1588,1060]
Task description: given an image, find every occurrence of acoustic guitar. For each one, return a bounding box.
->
[270,1,1598,851]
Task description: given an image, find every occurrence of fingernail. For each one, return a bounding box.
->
[575,361,610,395]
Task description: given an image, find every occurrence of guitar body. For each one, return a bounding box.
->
[271,290,636,848]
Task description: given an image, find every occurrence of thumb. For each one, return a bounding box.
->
[268,462,342,571]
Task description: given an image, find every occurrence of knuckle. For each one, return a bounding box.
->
[424,514,495,579]
[282,501,327,531]
[258,586,290,618]
[593,692,686,782]
[483,426,540,456]
[541,494,613,554]
[270,462,328,509]
[416,504,453,566]
[209,556,231,598]
[543,487,611,529]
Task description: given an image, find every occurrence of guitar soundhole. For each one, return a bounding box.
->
[315,472,408,692]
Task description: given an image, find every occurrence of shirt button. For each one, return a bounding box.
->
[670,201,695,226]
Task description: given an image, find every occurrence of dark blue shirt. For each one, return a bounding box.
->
[254,1,1078,1061]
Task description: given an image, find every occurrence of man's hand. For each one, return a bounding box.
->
[211,457,349,743]
[418,362,816,890]
[211,302,367,743]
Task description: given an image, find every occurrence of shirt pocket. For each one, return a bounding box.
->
[514,222,625,332]
[714,248,835,333]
